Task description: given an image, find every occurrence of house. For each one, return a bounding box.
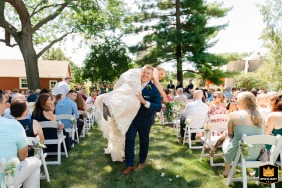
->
[0,59,71,91]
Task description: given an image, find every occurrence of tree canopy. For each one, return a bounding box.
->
[128,0,230,85]
[82,38,132,83]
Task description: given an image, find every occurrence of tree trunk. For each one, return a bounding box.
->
[18,22,40,90]
[175,0,183,85]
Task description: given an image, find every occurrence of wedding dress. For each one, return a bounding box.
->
[94,68,142,161]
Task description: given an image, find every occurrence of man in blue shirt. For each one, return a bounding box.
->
[55,90,84,136]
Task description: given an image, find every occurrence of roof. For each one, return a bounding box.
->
[0,59,70,78]
[243,52,264,61]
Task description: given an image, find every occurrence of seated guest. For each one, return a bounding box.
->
[54,94,63,107]
[56,90,84,137]
[4,93,31,119]
[179,90,209,142]
[208,91,227,122]
[11,101,45,156]
[79,87,88,101]
[164,89,173,102]
[265,93,282,136]
[32,94,69,151]
[0,89,41,188]
[173,88,188,108]
[256,93,270,119]
[4,90,12,109]
[27,90,37,102]
[76,93,87,111]
[222,92,264,177]
[86,91,97,104]
[226,91,240,113]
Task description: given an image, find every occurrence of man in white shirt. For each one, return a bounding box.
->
[173,88,188,108]
[53,77,72,98]
[180,90,208,141]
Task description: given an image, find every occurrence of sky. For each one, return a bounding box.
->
[0,0,266,67]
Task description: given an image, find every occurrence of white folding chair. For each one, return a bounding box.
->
[200,114,228,166]
[39,121,68,165]
[27,136,50,182]
[55,114,79,143]
[78,110,86,137]
[183,113,208,149]
[226,134,282,188]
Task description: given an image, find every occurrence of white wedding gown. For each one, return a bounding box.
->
[94,68,142,161]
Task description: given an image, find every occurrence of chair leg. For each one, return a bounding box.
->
[62,139,68,158]
[76,128,80,143]
[58,143,61,165]
[242,159,247,188]
[226,152,240,186]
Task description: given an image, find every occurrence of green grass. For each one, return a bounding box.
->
[41,120,282,188]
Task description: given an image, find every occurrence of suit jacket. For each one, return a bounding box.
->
[134,81,162,126]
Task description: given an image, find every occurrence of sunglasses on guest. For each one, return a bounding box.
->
[213,96,219,98]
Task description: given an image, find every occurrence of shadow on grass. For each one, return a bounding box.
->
[41,123,282,188]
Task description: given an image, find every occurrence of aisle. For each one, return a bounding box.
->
[41,122,273,188]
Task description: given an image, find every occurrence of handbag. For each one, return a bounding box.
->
[257,146,271,162]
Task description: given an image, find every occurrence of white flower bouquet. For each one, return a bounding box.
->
[0,157,20,188]
[32,136,46,157]
[163,102,182,122]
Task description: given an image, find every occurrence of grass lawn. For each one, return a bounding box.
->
[41,120,282,188]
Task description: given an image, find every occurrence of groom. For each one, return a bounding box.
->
[122,64,162,175]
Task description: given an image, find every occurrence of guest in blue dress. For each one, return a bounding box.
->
[222,92,264,177]
[10,100,44,156]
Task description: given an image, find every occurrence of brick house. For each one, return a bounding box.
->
[0,59,71,91]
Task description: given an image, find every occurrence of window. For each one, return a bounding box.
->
[19,78,28,89]
[49,80,57,89]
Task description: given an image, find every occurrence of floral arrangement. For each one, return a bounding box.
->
[146,85,152,90]
[32,136,46,157]
[71,116,77,125]
[203,123,210,133]
[163,102,182,122]
[239,140,252,158]
[87,107,94,113]
[0,157,20,188]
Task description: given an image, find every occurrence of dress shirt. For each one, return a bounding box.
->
[182,99,209,129]
[55,97,79,129]
[141,81,150,108]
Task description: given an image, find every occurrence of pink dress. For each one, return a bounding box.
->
[208,103,227,122]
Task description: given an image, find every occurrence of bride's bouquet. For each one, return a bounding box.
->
[163,102,182,122]
[0,157,20,188]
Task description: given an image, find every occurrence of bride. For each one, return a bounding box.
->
[94,65,167,161]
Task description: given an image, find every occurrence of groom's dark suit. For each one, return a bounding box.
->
[125,81,162,167]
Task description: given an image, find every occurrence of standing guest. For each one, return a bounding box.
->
[4,90,12,109]
[27,90,37,102]
[108,83,114,92]
[187,80,194,90]
[99,82,106,94]
[167,80,175,89]
[86,91,98,104]
[222,92,264,177]
[265,93,282,136]
[56,90,84,137]
[0,89,41,188]
[173,88,188,108]
[89,82,96,94]
[11,101,45,156]
[52,77,72,98]
[179,90,209,142]
[176,81,183,90]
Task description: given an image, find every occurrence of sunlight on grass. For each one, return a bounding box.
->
[41,121,282,188]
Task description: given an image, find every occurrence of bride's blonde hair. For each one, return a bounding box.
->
[156,66,165,72]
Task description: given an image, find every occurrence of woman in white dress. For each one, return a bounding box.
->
[94,65,166,161]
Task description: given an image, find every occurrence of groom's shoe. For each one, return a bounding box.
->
[137,163,145,169]
[122,166,134,175]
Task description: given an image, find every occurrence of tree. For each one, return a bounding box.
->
[82,38,132,82]
[129,0,229,85]
[0,0,125,90]
[235,72,267,91]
